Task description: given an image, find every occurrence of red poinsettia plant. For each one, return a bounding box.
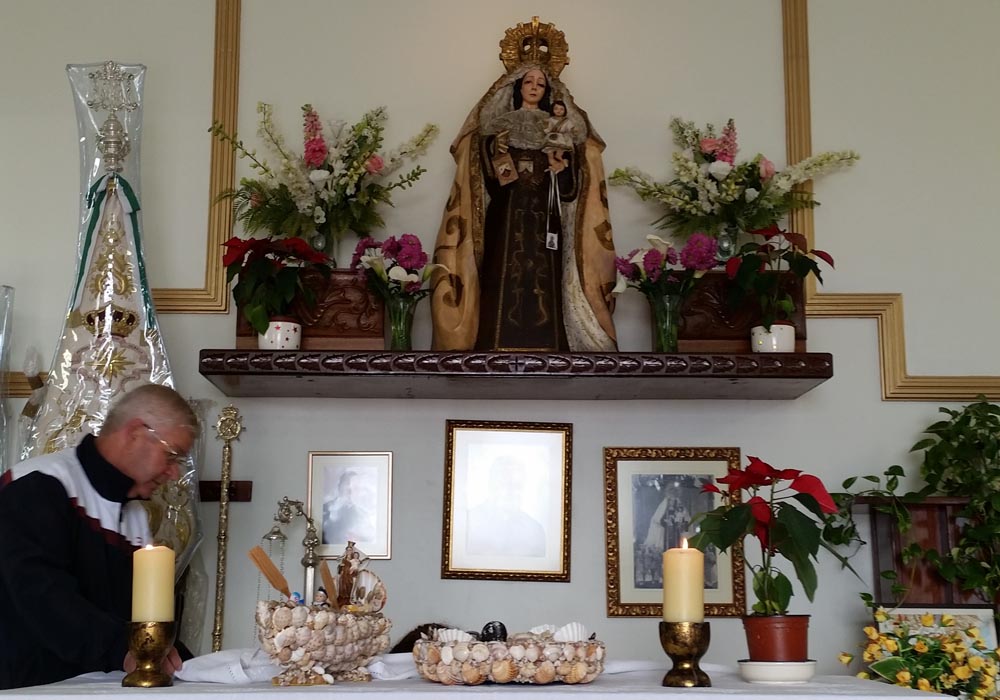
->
[689,456,854,615]
[724,224,834,331]
[222,235,331,334]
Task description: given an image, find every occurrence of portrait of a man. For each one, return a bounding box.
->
[465,454,547,557]
[308,452,392,558]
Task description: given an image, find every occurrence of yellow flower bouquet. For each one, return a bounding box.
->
[842,605,999,698]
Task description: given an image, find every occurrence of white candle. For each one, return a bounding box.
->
[132,545,175,621]
[662,538,704,623]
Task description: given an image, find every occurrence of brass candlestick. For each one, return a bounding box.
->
[122,621,177,687]
[659,620,711,687]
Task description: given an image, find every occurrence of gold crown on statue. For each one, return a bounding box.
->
[499,16,569,78]
[83,302,139,337]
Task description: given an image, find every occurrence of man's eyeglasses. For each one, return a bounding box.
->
[143,424,188,467]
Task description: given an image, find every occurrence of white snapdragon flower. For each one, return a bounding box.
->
[744,187,760,203]
[708,160,733,180]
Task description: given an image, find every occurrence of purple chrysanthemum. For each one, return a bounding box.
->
[643,249,664,283]
[396,233,427,270]
[615,254,636,279]
[680,233,719,271]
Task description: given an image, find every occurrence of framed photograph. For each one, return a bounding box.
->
[442,420,572,582]
[878,606,999,651]
[307,452,392,559]
[603,447,745,617]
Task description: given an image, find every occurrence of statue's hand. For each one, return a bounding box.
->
[548,161,567,175]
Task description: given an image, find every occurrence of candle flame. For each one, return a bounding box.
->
[681,537,688,549]
[144,544,155,550]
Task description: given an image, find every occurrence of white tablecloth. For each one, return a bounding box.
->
[0,654,947,699]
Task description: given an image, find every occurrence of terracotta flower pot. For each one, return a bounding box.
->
[742,614,809,662]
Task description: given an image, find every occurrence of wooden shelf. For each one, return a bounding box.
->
[198,349,833,400]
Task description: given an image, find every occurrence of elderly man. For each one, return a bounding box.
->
[0,384,197,689]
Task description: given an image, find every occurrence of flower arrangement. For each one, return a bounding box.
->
[351,234,441,300]
[210,103,438,262]
[351,234,444,350]
[724,223,834,331]
[612,232,719,352]
[222,235,330,334]
[609,117,858,252]
[689,456,850,615]
[841,602,999,698]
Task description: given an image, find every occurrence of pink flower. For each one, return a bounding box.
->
[380,235,401,260]
[365,154,385,175]
[404,281,423,295]
[642,248,664,283]
[301,104,323,140]
[304,137,328,168]
[699,138,720,155]
[396,234,428,270]
[679,232,719,271]
[759,157,776,180]
[615,253,637,279]
[716,119,738,165]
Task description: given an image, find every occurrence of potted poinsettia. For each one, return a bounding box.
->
[724,224,834,352]
[689,456,856,663]
[222,235,331,349]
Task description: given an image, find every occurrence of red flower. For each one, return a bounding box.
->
[789,473,838,514]
[222,237,254,268]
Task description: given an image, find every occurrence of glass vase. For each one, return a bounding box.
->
[647,293,681,353]
[716,224,741,261]
[385,295,419,351]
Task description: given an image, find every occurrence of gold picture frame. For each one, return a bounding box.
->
[603,447,746,617]
[306,451,393,559]
[441,420,572,582]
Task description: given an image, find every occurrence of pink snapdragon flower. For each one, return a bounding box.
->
[715,119,738,165]
[365,154,385,175]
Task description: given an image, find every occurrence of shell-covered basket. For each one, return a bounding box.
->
[413,624,605,685]
[255,600,391,685]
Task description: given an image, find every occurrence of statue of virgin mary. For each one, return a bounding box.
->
[431,18,618,352]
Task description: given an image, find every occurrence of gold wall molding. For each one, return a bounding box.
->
[782,0,998,401]
[5,0,239,397]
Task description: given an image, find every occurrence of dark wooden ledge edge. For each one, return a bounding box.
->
[198,349,833,400]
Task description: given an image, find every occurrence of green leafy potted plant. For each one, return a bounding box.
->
[690,456,855,663]
[222,235,331,348]
[830,397,1000,608]
[724,224,833,352]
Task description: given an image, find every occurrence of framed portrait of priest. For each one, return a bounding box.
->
[603,446,746,617]
[441,420,572,582]
[307,451,392,559]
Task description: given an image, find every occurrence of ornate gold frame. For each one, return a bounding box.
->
[603,447,745,618]
[9,1,994,401]
[6,0,239,397]
[441,419,572,582]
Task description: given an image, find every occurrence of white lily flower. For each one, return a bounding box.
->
[744,187,760,203]
[645,234,671,253]
[421,262,450,281]
[388,266,420,286]
[611,272,629,295]
[629,249,647,265]
[313,207,326,224]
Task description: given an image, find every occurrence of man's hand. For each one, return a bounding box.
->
[123,646,183,676]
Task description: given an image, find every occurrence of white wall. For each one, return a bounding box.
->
[1,0,997,674]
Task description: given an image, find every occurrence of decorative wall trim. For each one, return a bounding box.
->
[154,0,238,313]
[6,0,240,397]
[782,0,998,401]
